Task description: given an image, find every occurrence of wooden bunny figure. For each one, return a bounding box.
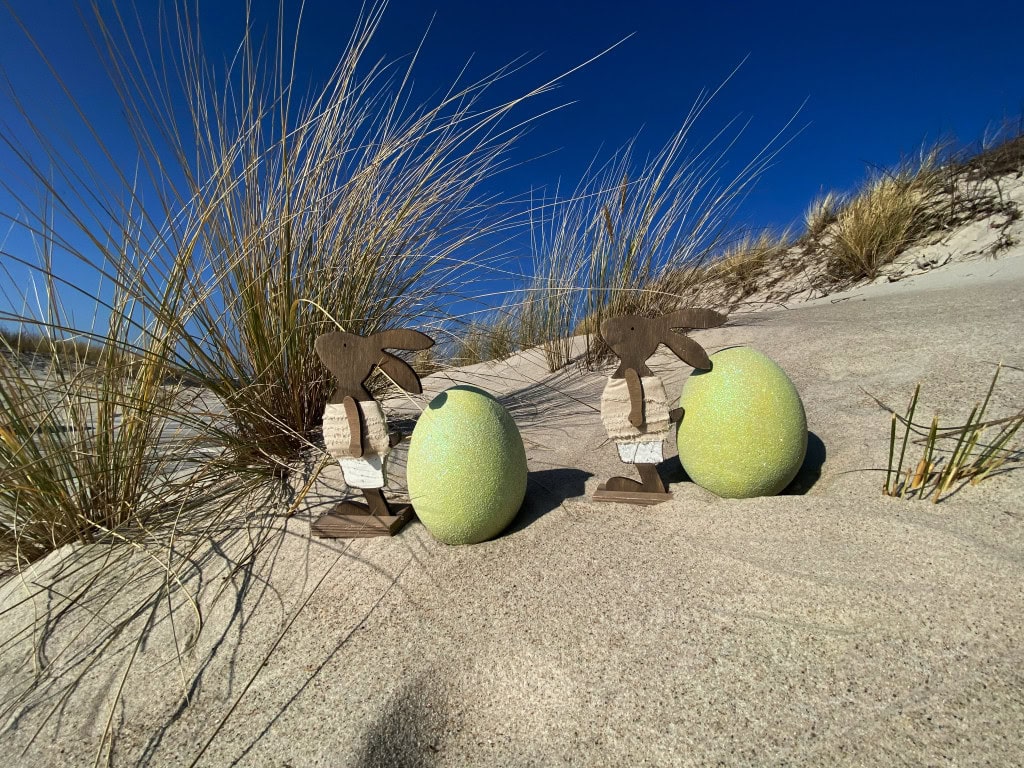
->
[594,308,727,504]
[312,328,434,537]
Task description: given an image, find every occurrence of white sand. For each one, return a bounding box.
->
[2,236,1023,764]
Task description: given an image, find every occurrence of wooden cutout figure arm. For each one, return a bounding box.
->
[342,396,364,458]
[624,367,645,428]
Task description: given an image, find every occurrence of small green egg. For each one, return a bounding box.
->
[407,386,527,544]
[676,347,807,498]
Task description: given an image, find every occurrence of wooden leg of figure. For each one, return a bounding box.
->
[363,488,392,516]
[638,463,666,493]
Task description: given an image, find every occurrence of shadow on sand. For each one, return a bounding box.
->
[501,467,593,537]
[784,431,827,495]
[355,674,449,768]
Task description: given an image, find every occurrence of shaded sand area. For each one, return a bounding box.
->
[2,252,1023,766]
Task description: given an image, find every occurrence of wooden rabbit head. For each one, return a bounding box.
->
[601,308,727,378]
[314,329,435,403]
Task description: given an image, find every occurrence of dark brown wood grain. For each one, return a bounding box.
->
[314,328,434,403]
[600,309,726,379]
[311,501,415,538]
[625,367,645,428]
[343,395,363,458]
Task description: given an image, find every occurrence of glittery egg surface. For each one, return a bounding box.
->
[407,385,527,544]
[676,346,807,498]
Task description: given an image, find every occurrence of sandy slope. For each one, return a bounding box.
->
[1,250,1022,766]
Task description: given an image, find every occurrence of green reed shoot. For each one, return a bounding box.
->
[884,365,1023,501]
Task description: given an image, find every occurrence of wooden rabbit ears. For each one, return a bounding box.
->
[601,308,727,375]
[314,329,435,402]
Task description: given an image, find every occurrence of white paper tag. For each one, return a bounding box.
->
[339,455,387,489]
[617,441,664,464]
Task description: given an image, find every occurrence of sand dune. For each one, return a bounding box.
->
[1,243,1023,765]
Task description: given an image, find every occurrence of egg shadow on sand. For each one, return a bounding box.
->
[784,432,827,494]
[500,468,593,537]
[657,431,827,496]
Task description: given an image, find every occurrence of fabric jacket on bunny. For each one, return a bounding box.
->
[323,400,392,488]
[600,376,671,464]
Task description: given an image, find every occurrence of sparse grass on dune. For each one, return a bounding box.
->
[799,136,1022,286]
[826,149,944,280]
[957,124,1024,182]
[703,228,794,298]
[880,365,1023,502]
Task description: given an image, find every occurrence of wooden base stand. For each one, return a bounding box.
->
[592,484,673,505]
[592,464,673,505]
[311,500,415,538]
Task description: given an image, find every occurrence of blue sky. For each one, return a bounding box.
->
[1,0,1022,324]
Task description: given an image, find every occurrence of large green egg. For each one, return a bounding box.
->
[676,346,807,498]
[407,385,528,544]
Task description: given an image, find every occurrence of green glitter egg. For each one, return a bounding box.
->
[407,386,528,544]
[676,346,807,498]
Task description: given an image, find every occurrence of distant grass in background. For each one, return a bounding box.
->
[0,326,107,366]
[957,125,1024,182]
[704,228,793,298]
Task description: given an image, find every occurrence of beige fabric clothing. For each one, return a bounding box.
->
[322,400,391,459]
[601,375,671,443]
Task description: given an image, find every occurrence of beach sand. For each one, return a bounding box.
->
[1,244,1023,765]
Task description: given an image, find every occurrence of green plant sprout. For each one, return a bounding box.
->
[884,364,1023,501]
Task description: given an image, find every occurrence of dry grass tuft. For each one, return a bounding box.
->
[827,153,943,280]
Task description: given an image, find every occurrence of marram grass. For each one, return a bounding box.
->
[883,365,1023,501]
